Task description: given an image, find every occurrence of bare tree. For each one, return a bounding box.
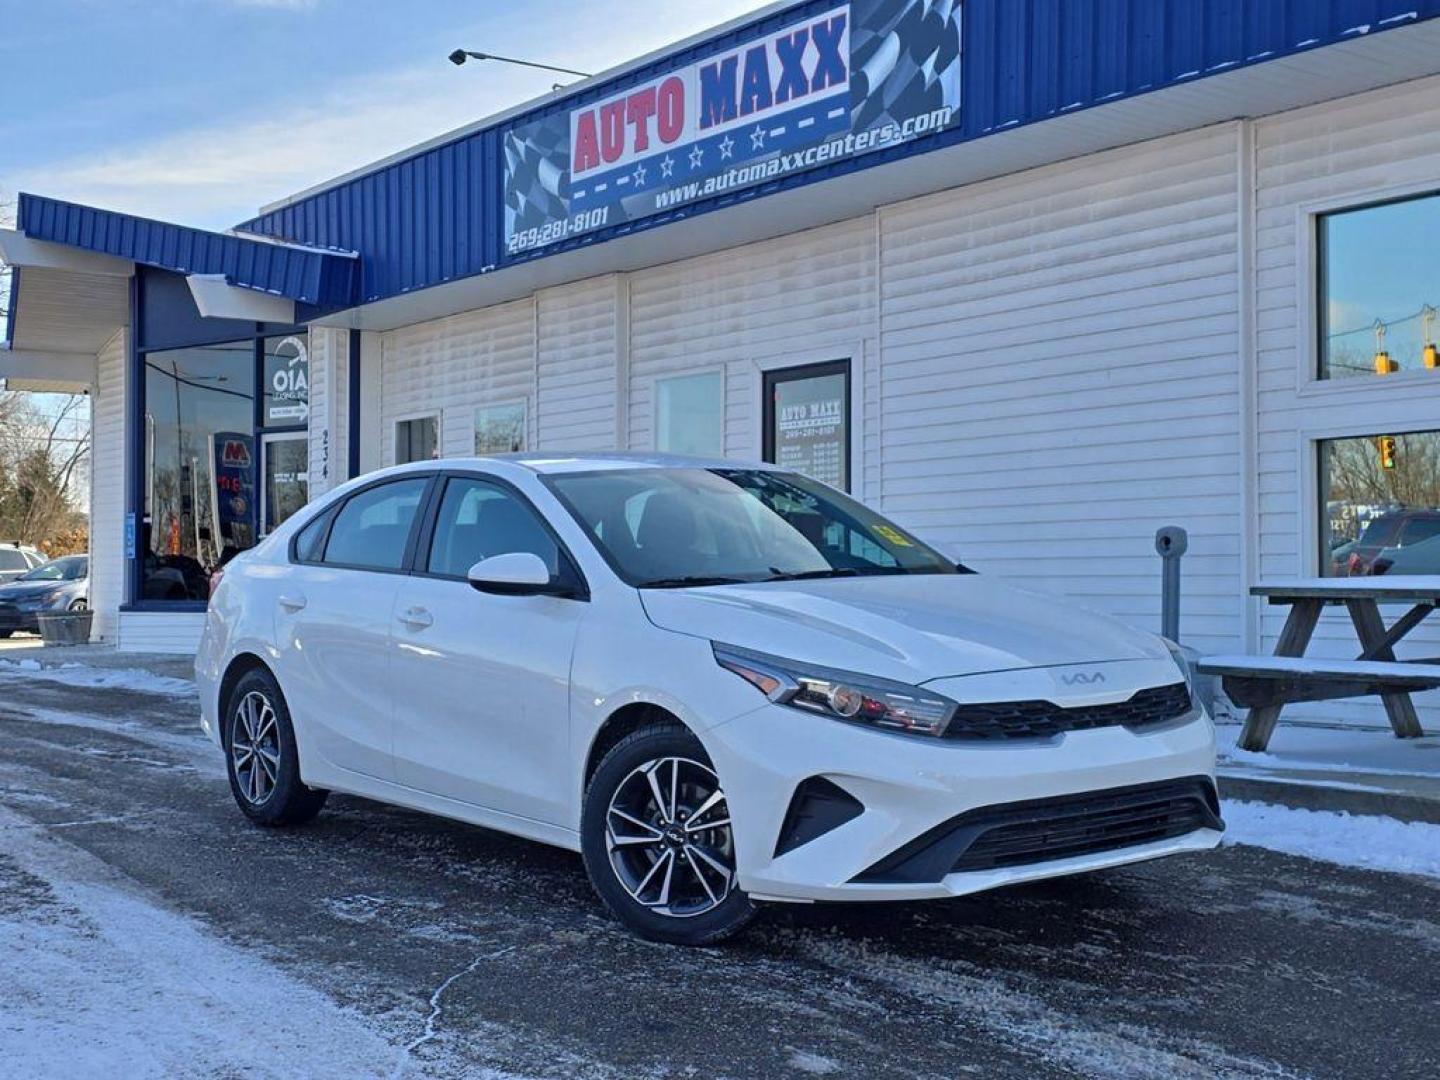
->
[0,391,92,550]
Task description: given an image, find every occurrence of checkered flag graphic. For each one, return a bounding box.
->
[851,0,963,132]
[504,114,572,236]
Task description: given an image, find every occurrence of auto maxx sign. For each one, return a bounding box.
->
[503,0,963,255]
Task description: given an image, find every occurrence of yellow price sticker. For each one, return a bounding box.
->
[874,524,914,548]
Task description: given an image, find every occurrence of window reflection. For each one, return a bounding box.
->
[143,344,256,600]
[1319,194,1440,379]
[1321,431,1440,576]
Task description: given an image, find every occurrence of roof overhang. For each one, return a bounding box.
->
[186,274,296,324]
[13,194,358,309]
[315,15,1440,332]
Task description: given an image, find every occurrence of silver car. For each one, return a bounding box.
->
[0,543,46,585]
[0,555,89,637]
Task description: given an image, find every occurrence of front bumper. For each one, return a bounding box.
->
[706,676,1220,903]
[0,607,40,632]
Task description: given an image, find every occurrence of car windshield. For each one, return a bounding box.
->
[19,556,86,582]
[548,467,958,587]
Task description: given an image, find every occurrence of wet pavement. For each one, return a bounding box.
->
[1,665,1437,1079]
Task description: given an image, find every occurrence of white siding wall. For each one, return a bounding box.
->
[307,327,348,496]
[89,329,127,643]
[118,611,206,653]
[378,299,536,465]
[536,278,619,451]
[1254,75,1440,728]
[627,218,881,500]
[876,125,1244,655]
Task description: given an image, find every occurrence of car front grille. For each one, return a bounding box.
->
[853,777,1222,883]
[943,682,1192,741]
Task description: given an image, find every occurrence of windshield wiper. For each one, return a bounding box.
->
[636,575,753,589]
[762,567,862,582]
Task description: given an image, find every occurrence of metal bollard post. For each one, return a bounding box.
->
[1155,526,1188,643]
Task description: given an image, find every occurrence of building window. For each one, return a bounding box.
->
[1318,192,1440,380]
[142,343,256,601]
[474,401,527,455]
[396,416,439,464]
[1320,431,1440,576]
[762,360,851,491]
[655,371,724,457]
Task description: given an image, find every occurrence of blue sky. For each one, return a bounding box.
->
[0,0,769,230]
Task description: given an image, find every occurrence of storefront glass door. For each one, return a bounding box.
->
[762,359,851,491]
[263,434,309,535]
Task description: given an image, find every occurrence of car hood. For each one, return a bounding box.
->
[640,574,1170,685]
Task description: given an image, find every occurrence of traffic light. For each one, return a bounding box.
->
[1374,349,1398,374]
[1379,436,1398,470]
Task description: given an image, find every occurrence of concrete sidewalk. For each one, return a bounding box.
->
[6,637,1437,822]
[1217,721,1440,823]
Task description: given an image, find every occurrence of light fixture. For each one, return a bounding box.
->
[448,49,592,80]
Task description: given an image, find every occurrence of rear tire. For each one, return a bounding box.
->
[581,721,755,945]
[224,668,328,827]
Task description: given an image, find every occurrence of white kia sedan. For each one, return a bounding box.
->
[197,453,1222,945]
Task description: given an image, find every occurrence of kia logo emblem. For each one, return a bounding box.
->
[1061,671,1106,686]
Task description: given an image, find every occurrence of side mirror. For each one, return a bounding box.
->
[467,552,555,596]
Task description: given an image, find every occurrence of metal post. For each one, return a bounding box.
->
[1155,526,1188,643]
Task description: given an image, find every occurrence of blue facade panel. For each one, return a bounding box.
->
[17,193,359,309]
[234,0,1440,309]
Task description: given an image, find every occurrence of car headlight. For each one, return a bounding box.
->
[1161,637,1195,697]
[17,590,60,610]
[713,643,958,737]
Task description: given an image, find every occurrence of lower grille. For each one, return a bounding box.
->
[854,777,1221,884]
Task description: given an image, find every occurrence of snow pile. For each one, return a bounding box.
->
[1223,800,1440,879]
[0,659,195,697]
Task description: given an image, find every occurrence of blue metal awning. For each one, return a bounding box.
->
[15,193,359,310]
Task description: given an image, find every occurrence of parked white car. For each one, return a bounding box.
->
[197,454,1221,944]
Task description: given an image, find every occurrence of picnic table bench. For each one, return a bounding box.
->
[1197,578,1440,752]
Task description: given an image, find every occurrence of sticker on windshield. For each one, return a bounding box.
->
[874,524,914,548]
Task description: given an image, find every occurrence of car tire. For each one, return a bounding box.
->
[224,668,328,828]
[68,599,88,612]
[581,721,755,946]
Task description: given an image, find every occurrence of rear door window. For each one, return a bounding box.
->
[322,478,429,571]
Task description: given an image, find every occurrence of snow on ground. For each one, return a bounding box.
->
[1222,800,1440,880]
[0,658,196,697]
[1215,722,1440,780]
[0,804,536,1080]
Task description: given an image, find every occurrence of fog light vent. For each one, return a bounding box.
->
[774,777,864,857]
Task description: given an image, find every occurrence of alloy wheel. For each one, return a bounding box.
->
[605,756,735,918]
[231,690,281,805]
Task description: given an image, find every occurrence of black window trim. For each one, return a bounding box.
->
[288,471,440,576]
[411,469,590,601]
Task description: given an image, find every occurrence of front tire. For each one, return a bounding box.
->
[581,722,755,945]
[224,668,327,827]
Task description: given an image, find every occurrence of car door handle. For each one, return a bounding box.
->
[278,594,307,613]
[399,607,433,630]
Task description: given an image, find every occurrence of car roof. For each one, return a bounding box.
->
[489,451,778,475]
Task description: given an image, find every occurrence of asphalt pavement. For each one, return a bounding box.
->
[1,657,1437,1079]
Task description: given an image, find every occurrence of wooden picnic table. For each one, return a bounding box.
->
[1199,577,1440,752]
